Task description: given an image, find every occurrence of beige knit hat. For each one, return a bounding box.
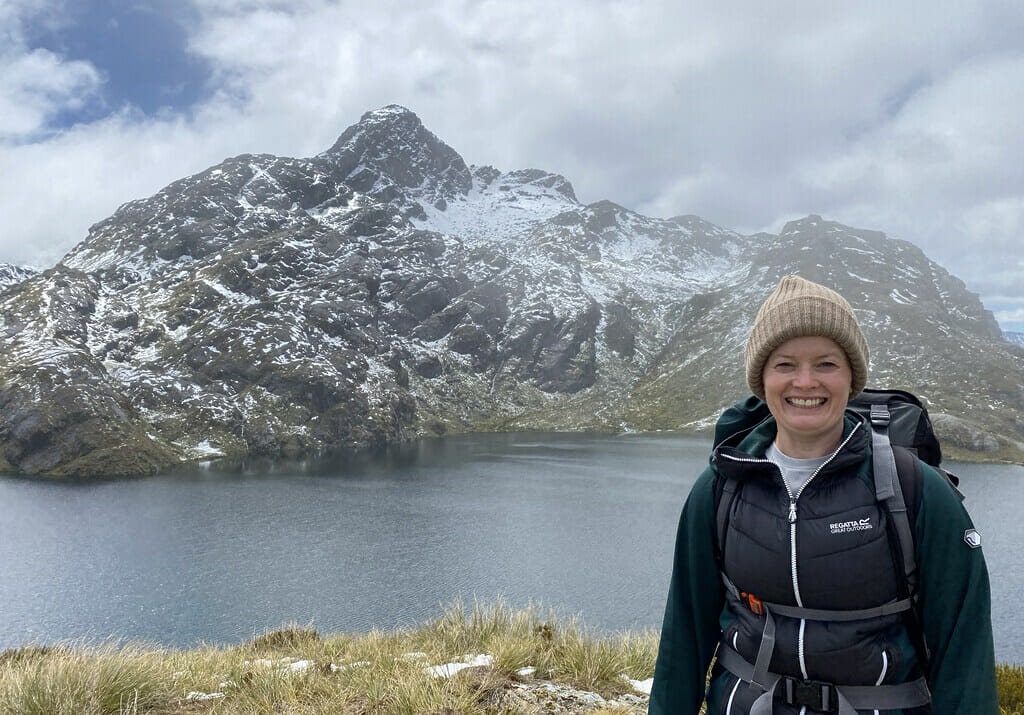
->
[745,275,868,400]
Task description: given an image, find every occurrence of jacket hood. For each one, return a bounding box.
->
[713,395,772,448]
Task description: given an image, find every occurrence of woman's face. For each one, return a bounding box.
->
[763,335,853,458]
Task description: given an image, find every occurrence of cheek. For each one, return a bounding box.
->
[762,370,783,391]
[831,372,853,396]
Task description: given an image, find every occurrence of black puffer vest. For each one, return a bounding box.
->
[710,417,931,715]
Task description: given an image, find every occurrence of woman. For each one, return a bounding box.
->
[648,275,997,714]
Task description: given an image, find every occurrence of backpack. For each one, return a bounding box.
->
[712,388,962,669]
[846,390,961,619]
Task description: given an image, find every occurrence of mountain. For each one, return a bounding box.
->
[1,105,1022,477]
[1005,331,1024,348]
[0,264,37,293]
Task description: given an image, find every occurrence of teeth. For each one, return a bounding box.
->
[789,397,825,407]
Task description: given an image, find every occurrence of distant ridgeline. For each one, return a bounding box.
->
[1,105,1022,477]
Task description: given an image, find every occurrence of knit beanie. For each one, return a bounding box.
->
[745,275,869,400]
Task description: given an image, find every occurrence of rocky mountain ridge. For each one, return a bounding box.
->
[0,264,37,293]
[1,105,1022,476]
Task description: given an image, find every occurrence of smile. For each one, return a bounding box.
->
[787,397,827,407]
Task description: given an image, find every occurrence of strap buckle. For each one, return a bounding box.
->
[782,677,838,713]
[869,403,891,428]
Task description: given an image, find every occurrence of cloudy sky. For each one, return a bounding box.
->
[2,0,1023,331]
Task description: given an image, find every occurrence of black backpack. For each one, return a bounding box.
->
[846,390,961,605]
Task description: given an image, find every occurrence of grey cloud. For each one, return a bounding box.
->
[0,0,1022,330]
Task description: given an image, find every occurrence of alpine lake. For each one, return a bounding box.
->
[1,432,1021,665]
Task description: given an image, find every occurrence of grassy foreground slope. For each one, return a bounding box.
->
[0,602,1020,714]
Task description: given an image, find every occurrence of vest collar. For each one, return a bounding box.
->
[718,413,869,474]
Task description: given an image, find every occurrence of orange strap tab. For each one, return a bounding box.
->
[740,591,764,616]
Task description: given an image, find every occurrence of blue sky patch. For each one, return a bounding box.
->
[23,0,211,127]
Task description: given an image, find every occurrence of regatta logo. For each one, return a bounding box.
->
[829,517,873,534]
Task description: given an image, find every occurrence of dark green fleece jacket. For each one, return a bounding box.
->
[647,415,998,714]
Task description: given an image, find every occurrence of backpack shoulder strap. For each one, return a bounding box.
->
[870,405,936,670]
[869,404,918,593]
[892,446,923,524]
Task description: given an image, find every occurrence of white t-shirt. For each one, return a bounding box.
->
[766,442,829,495]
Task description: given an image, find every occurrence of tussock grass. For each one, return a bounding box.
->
[0,602,1017,714]
[0,642,177,714]
[246,624,321,654]
[1000,663,1024,715]
[414,600,657,694]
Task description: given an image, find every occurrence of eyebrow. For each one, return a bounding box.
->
[770,352,844,360]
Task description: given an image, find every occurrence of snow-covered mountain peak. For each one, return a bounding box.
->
[780,214,828,234]
[320,105,472,213]
[0,264,38,293]
[322,105,425,154]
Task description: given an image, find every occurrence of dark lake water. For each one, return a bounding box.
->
[0,433,1020,664]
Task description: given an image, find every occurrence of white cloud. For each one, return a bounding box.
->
[0,0,1021,329]
[0,1,103,142]
[1,50,102,137]
[994,307,1024,333]
[0,112,211,266]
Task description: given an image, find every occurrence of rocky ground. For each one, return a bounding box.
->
[495,679,649,713]
[185,652,653,713]
[420,653,652,713]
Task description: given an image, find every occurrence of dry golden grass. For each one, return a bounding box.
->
[0,601,1017,714]
[0,601,655,714]
[999,663,1024,715]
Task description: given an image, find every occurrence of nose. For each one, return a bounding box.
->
[793,365,818,388]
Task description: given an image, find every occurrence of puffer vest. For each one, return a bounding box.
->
[709,421,931,715]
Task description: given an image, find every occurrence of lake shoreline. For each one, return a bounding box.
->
[5,421,1023,482]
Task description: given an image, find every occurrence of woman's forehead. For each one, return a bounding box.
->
[769,335,845,357]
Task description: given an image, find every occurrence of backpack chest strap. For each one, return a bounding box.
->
[721,573,913,622]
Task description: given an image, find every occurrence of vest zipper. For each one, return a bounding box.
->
[784,424,865,681]
[789,423,863,603]
[718,422,864,686]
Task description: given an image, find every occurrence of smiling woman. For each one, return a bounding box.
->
[20,0,211,127]
[649,275,999,715]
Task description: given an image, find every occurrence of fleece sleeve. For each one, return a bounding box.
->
[915,463,999,715]
[648,468,725,715]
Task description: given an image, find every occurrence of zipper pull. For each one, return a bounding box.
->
[788,501,797,524]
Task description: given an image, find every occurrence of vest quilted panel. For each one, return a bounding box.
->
[719,459,907,685]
